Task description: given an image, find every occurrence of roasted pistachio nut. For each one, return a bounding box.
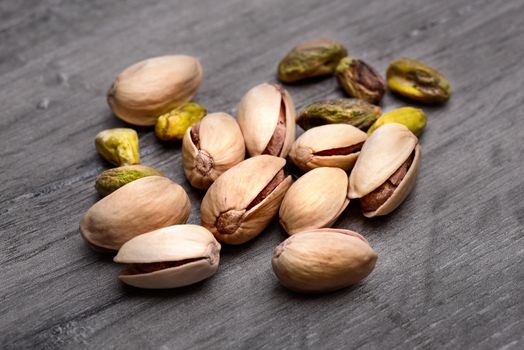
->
[278,39,348,83]
[279,167,349,235]
[348,123,421,217]
[387,58,451,104]
[155,102,207,141]
[335,56,386,104]
[200,155,292,244]
[182,112,245,189]
[272,228,377,293]
[297,99,381,131]
[80,176,191,251]
[114,225,220,289]
[107,55,203,126]
[289,124,367,172]
[95,165,164,196]
[95,128,140,166]
[237,83,296,158]
[368,107,426,136]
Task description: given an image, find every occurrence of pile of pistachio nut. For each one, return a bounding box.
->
[80,39,451,293]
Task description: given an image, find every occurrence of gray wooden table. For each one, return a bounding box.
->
[1,0,523,349]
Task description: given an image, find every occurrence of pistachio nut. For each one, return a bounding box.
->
[237,83,296,158]
[289,124,367,172]
[277,39,348,83]
[387,58,451,104]
[155,102,207,141]
[297,99,381,131]
[114,225,220,289]
[80,176,191,251]
[107,55,203,126]
[367,107,426,136]
[95,128,140,166]
[272,228,377,293]
[182,112,245,189]
[95,165,164,196]
[348,123,421,217]
[279,167,349,235]
[335,56,385,104]
[200,155,292,244]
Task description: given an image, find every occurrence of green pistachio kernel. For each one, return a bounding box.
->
[335,56,386,104]
[297,99,381,131]
[95,165,164,196]
[387,58,451,104]
[277,39,348,83]
[95,128,140,166]
[155,102,207,141]
[367,107,426,136]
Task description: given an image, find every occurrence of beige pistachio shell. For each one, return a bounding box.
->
[182,113,245,189]
[348,123,418,199]
[237,83,296,158]
[114,225,220,289]
[200,155,292,244]
[289,124,367,172]
[279,167,349,235]
[363,144,421,217]
[272,228,377,293]
[80,176,191,251]
[107,55,203,126]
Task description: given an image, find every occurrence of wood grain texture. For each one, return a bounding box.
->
[1,0,523,349]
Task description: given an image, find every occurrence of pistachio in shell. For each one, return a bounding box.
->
[237,83,296,158]
[95,128,140,166]
[200,155,292,245]
[297,99,381,131]
[107,55,203,126]
[114,225,220,289]
[182,112,245,189]
[348,123,421,217]
[367,107,426,136]
[272,228,377,293]
[95,165,164,196]
[277,39,348,83]
[80,176,191,251]
[154,102,207,141]
[289,124,367,172]
[279,167,349,235]
[335,56,385,104]
[386,58,451,104]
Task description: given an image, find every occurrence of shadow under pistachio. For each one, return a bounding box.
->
[271,280,362,301]
[119,276,210,298]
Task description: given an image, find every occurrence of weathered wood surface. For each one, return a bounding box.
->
[1,0,523,349]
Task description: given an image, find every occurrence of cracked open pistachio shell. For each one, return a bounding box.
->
[335,56,385,104]
[114,225,220,289]
[200,155,292,244]
[182,112,245,189]
[80,176,191,251]
[95,165,164,196]
[349,123,421,217]
[387,58,451,104]
[237,83,296,158]
[297,99,381,131]
[95,128,140,166]
[107,55,203,126]
[155,102,207,141]
[272,228,377,293]
[367,107,426,136]
[279,167,349,235]
[289,124,367,172]
[277,39,348,83]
